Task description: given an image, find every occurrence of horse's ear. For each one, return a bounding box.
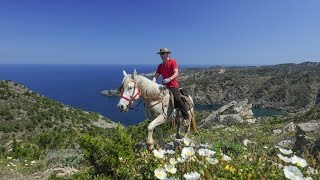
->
[133,69,137,79]
[123,70,127,77]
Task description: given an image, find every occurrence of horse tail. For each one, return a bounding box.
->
[189,95,198,133]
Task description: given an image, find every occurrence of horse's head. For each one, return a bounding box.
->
[117,70,141,112]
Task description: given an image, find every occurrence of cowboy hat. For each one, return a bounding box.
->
[157,48,172,54]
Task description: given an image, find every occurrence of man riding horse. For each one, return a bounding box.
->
[152,48,190,127]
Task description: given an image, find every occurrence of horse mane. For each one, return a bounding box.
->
[134,75,166,101]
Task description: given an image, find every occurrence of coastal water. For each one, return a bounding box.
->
[0,64,282,126]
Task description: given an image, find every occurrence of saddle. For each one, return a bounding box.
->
[169,88,193,111]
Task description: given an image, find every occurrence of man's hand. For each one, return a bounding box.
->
[162,78,171,84]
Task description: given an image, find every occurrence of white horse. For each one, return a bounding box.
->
[117,70,197,150]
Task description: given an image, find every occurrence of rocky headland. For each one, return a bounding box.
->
[102,62,320,113]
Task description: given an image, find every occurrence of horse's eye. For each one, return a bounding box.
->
[128,87,133,90]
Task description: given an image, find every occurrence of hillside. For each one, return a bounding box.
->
[0,74,319,179]
[0,80,117,179]
[180,62,320,113]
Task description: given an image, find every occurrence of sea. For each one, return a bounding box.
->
[0,64,282,126]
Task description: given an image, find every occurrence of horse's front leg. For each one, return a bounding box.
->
[146,114,165,151]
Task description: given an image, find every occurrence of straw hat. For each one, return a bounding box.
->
[157,48,172,54]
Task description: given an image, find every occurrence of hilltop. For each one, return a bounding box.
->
[180,62,320,113]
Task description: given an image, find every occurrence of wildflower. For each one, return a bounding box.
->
[7,164,11,167]
[283,166,303,180]
[198,148,216,157]
[31,160,36,164]
[166,150,175,155]
[291,155,307,168]
[181,147,195,158]
[119,157,123,161]
[154,168,167,180]
[225,165,236,173]
[279,148,293,155]
[222,154,232,161]
[177,157,186,163]
[263,146,268,149]
[183,171,200,180]
[169,158,177,165]
[242,139,252,147]
[207,157,218,165]
[277,154,292,163]
[182,137,192,146]
[153,149,166,159]
[25,164,29,166]
[7,157,12,160]
[165,164,177,174]
[306,167,318,175]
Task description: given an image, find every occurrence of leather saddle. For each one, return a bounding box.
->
[169,88,193,111]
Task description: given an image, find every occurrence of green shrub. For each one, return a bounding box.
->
[80,126,135,178]
[12,139,42,159]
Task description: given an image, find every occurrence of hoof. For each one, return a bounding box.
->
[147,143,154,151]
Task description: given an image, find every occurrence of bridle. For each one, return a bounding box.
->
[119,80,141,109]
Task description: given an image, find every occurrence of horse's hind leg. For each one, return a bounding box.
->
[175,110,183,139]
[154,126,164,149]
[146,114,165,151]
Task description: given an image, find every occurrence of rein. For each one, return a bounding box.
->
[120,82,141,109]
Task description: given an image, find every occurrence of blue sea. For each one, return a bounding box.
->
[0,64,282,126]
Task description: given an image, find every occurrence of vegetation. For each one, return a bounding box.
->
[1,65,320,179]
[181,62,320,113]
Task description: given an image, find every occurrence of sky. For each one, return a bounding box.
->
[0,0,320,65]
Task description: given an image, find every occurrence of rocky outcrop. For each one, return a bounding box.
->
[199,99,256,129]
[293,120,320,159]
[101,89,120,96]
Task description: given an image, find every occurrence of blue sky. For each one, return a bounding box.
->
[0,0,320,65]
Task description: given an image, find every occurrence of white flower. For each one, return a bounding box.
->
[169,158,177,165]
[182,137,192,146]
[242,139,252,147]
[25,164,29,166]
[306,167,318,175]
[283,166,303,180]
[291,155,308,168]
[277,154,292,163]
[279,148,293,155]
[198,148,216,157]
[207,157,218,165]
[153,149,166,159]
[181,147,195,158]
[222,154,232,161]
[304,177,313,180]
[166,150,175,155]
[183,171,200,180]
[119,157,123,161]
[177,157,186,163]
[7,164,10,167]
[154,168,167,180]
[30,160,36,164]
[263,146,268,149]
[165,164,177,174]
[7,157,12,160]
